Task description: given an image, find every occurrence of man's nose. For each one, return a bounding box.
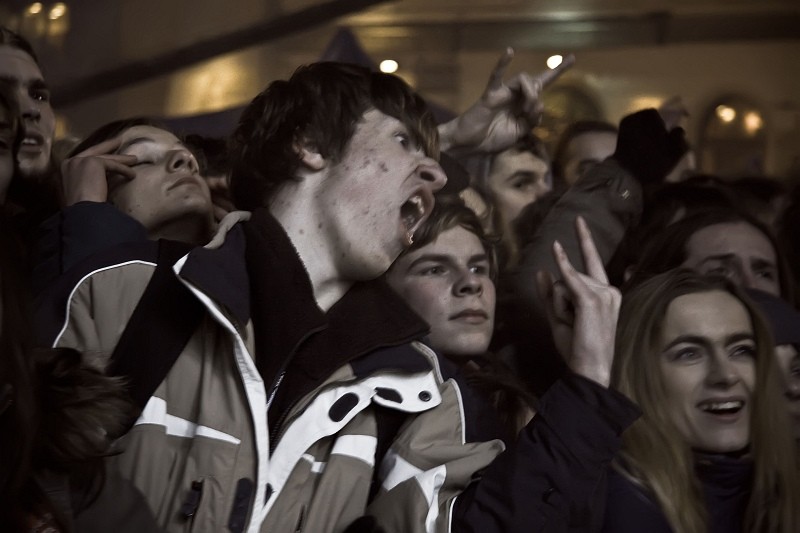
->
[169,149,199,174]
[418,158,447,193]
[454,270,483,296]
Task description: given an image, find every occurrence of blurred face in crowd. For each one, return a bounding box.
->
[658,290,756,453]
[387,225,495,357]
[109,125,213,239]
[487,147,551,227]
[561,130,617,186]
[682,221,779,296]
[0,104,14,202]
[0,46,54,180]
[775,344,800,439]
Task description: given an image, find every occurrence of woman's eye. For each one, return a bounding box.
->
[731,345,756,359]
[673,348,702,362]
[395,133,410,148]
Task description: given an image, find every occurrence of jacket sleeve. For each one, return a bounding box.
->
[32,201,147,295]
[451,374,640,532]
[365,369,638,533]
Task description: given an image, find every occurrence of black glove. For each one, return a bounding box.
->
[612,108,689,185]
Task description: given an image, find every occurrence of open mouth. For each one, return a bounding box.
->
[20,131,44,151]
[400,188,434,246]
[698,399,744,415]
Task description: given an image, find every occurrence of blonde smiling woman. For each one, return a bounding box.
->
[604,269,799,533]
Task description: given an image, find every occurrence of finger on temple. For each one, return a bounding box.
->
[75,136,124,158]
[103,160,137,180]
[576,216,609,284]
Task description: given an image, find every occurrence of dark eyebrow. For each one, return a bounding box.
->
[751,257,776,269]
[29,79,49,91]
[406,253,489,270]
[662,332,755,351]
[697,254,736,265]
[0,75,48,90]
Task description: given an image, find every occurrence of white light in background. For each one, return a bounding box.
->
[546,55,563,69]
[27,2,43,15]
[380,59,399,74]
[49,3,67,20]
[743,111,763,134]
[716,105,736,123]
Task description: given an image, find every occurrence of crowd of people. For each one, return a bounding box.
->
[1,25,799,533]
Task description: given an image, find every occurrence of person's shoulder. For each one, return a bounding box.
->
[602,466,672,533]
[35,240,161,343]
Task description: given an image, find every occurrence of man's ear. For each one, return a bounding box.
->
[294,138,326,171]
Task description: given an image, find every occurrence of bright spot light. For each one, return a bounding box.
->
[379,59,399,74]
[546,55,563,69]
[49,3,67,20]
[27,2,43,15]
[716,105,736,123]
[744,111,763,133]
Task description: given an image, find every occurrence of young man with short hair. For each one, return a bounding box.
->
[41,60,637,532]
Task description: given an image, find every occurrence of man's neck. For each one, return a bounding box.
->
[269,185,352,313]
[149,215,213,246]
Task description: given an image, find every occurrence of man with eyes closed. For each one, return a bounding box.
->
[33,118,215,290]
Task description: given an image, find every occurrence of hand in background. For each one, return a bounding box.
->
[439,48,574,154]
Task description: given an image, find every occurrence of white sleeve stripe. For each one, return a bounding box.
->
[51,260,157,348]
[331,435,377,467]
[134,396,241,445]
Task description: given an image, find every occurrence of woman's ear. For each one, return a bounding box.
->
[293,138,326,171]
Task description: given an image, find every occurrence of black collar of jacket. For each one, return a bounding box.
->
[181,208,431,422]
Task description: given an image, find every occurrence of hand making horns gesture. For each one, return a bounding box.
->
[439,47,575,154]
[536,216,621,388]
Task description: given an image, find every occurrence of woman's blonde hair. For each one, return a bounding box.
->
[612,269,799,533]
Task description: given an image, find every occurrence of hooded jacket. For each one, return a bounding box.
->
[38,208,639,532]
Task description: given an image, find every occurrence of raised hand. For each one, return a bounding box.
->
[61,136,137,206]
[438,48,574,154]
[536,216,621,387]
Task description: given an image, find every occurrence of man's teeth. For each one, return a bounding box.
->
[701,400,743,413]
[22,138,39,145]
[401,194,425,229]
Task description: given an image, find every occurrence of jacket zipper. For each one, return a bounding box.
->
[267,325,326,453]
